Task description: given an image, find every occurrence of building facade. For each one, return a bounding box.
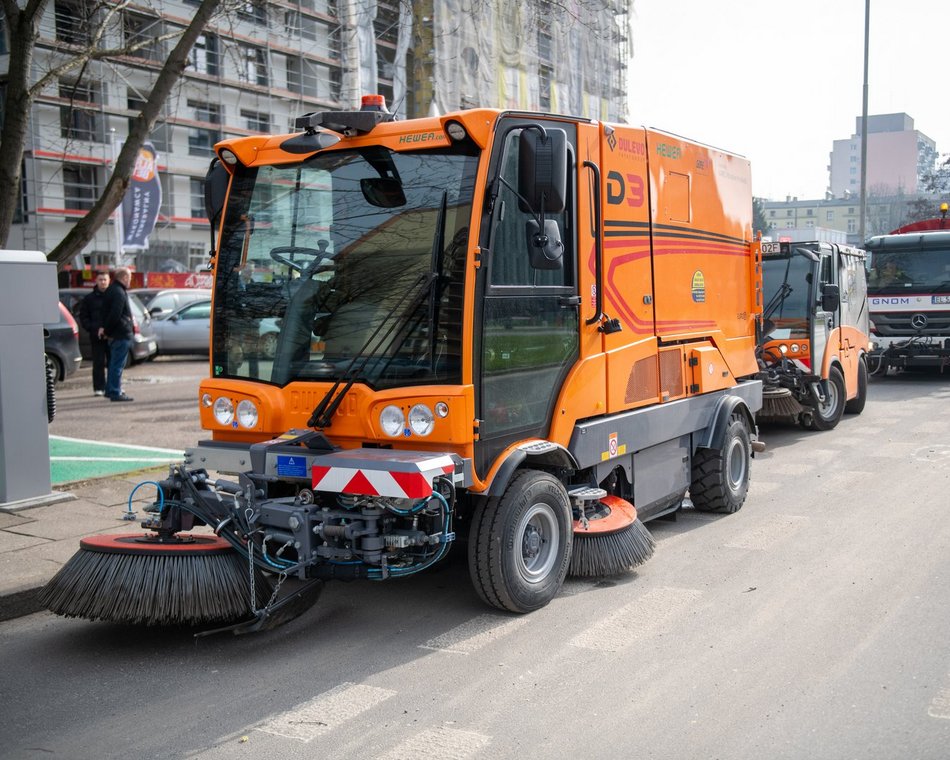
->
[2,0,631,269]
[828,113,937,198]
[760,193,946,246]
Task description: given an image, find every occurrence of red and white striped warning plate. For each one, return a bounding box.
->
[311,450,457,499]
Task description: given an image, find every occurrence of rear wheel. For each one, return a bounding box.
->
[802,365,845,431]
[44,355,56,423]
[844,358,868,415]
[468,470,572,613]
[691,414,751,513]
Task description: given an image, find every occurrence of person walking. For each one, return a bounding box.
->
[100,267,134,402]
[77,271,112,396]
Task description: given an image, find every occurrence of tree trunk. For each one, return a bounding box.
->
[48,0,222,270]
[0,0,49,247]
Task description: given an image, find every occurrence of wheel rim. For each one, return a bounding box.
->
[726,437,747,492]
[515,503,559,584]
[818,381,840,420]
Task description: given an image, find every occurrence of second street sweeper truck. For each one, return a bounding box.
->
[757,240,870,430]
[43,98,764,631]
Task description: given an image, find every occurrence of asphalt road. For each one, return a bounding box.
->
[2,367,949,759]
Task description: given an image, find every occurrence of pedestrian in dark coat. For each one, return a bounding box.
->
[100,267,135,402]
[78,271,112,395]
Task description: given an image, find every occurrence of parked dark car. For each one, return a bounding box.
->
[130,288,212,318]
[44,301,82,382]
[151,299,212,355]
[59,288,158,364]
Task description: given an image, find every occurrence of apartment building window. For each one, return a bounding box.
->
[847,220,856,233]
[826,210,834,221]
[769,210,775,217]
[190,178,205,219]
[786,210,793,217]
[241,109,270,133]
[189,33,220,76]
[539,65,553,111]
[239,44,269,86]
[806,209,813,216]
[286,56,319,98]
[806,220,814,228]
[848,207,855,214]
[850,167,857,175]
[187,100,221,157]
[238,0,267,25]
[55,0,92,45]
[59,79,103,142]
[124,12,164,61]
[127,96,170,152]
[63,164,98,210]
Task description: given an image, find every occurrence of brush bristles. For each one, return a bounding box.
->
[40,547,272,627]
[569,518,656,578]
[759,394,802,419]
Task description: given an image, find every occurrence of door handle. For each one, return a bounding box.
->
[559,295,581,308]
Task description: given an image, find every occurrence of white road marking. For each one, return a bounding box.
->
[378,725,491,760]
[256,683,396,742]
[725,515,809,551]
[569,586,702,652]
[49,434,183,454]
[420,613,530,654]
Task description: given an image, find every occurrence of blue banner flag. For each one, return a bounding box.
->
[121,142,161,251]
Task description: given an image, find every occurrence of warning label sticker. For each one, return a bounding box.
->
[276,455,307,478]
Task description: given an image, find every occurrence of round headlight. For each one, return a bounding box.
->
[201,393,213,408]
[778,344,788,355]
[237,399,258,428]
[213,397,234,425]
[435,401,449,418]
[380,405,405,437]
[790,343,800,354]
[409,404,435,436]
[219,148,239,166]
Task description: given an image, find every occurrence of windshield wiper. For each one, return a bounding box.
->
[428,191,448,371]
[307,271,437,429]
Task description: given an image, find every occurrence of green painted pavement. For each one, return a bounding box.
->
[49,435,183,485]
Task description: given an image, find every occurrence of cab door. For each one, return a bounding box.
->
[474,119,580,477]
[811,252,835,374]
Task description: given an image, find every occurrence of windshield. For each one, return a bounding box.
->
[212,145,478,389]
[761,252,814,338]
[867,247,950,294]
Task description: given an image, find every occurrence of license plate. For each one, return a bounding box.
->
[933,295,950,305]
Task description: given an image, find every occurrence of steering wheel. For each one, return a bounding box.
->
[269,245,327,273]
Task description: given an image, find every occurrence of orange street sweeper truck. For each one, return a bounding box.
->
[43,98,764,630]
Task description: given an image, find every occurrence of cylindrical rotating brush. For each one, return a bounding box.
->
[40,533,272,627]
[758,386,802,420]
[569,495,655,577]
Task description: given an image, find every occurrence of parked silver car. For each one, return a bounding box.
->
[151,299,212,355]
[131,288,212,319]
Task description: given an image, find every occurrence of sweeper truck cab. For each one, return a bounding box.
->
[865,203,950,374]
[44,98,764,630]
[757,241,870,429]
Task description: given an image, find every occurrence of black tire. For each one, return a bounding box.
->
[802,364,845,431]
[46,353,64,383]
[844,358,868,415]
[691,414,751,513]
[468,470,573,613]
[44,355,56,423]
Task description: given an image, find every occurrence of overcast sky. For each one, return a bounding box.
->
[628,0,949,201]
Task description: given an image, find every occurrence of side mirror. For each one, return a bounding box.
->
[525,219,564,270]
[518,127,567,214]
[204,157,230,226]
[821,283,840,312]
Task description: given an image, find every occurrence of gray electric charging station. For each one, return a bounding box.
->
[0,250,60,505]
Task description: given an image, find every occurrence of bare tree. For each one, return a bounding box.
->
[0,0,222,267]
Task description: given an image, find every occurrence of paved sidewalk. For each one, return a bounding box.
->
[0,468,174,621]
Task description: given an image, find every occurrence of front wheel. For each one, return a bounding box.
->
[802,365,845,431]
[844,358,868,415]
[468,470,573,613]
[691,414,752,513]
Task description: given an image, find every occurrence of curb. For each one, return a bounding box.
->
[0,587,45,623]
